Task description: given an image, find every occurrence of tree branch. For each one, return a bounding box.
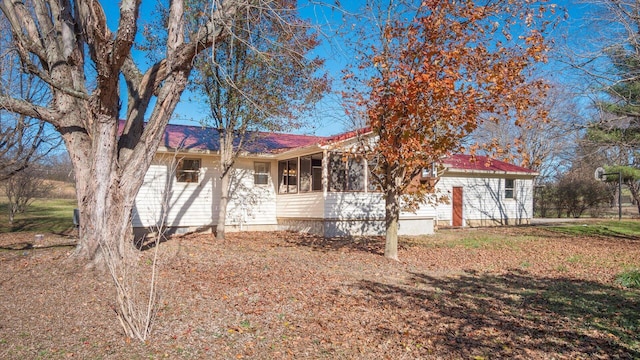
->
[112,0,140,72]
[0,95,60,125]
[75,0,112,77]
[21,57,90,100]
[0,0,47,62]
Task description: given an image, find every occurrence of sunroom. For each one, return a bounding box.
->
[273,148,436,237]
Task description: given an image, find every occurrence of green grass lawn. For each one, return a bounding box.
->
[0,198,77,234]
[546,220,640,239]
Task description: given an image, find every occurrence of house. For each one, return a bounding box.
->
[132,123,537,237]
[437,155,537,227]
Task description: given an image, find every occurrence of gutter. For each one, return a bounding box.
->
[444,168,539,177]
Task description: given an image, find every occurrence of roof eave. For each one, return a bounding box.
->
[273,144,324,158]
[156,146,279,158]
[444,168,539,177]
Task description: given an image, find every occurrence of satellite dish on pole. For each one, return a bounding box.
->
[595,167,605,181]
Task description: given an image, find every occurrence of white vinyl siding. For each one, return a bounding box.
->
[324,192,385,219]
[278,192,435,220]
[277,192,325,219]
[436,173,534,226]
[133,155,214,228]
[134,155,278,229]
[134,149,533,236]
[225,158,277,226]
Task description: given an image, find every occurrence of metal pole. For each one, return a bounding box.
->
[599,170,623,220]
[618,172,622,221]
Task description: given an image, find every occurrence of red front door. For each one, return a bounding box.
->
[452,187,463,227]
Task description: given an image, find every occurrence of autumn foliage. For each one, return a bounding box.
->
[345,0,554,259]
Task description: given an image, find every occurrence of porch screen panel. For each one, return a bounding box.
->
[300,156,311,192]
[347,156,365,191]
[278,160,287,193]
[329,153,346,191]
[312,154,323,191]
[368,157,380,191]
[287,159,298,193]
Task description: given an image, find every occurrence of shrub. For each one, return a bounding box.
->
[3,168,53,223]
[555,172,609,218]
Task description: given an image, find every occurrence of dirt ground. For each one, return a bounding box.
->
[0,227,639,359]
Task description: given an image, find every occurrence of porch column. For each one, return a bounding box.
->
[322,149,328,197]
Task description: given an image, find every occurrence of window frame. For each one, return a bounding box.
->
[278,158,299,194]
[504,178,515,199]
[176,158,201,183]
[254,162,270,186]
[299,153,323,193]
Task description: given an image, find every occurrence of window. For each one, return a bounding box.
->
[421,163,436,179]
[312,155,323,191]
[329,152,365,192]
[176,158,200,183]
[278,158,298,193]
[254,162,270,185]
[300,153,323,192]
[505,179,515,199]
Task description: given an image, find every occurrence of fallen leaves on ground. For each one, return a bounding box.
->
[0,227,639,359]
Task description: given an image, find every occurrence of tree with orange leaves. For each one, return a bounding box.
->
[344,0,555,260]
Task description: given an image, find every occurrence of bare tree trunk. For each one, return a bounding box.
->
[75,189,135,267]
[628,183,640,214]
[384,186,399,261]
[8,204,16,224]
[71,118,122,262]
[217,170,230,240]
[215,129,237,241]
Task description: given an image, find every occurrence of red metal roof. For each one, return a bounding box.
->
[157,123,325,153]
[320,127,372,145]
[122,123,536,175]
[442,154,536,174]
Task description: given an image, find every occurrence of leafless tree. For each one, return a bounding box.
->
[562,0,640,155]
[40,152,75,184]
[0,0,330,263]
[472,83,583,181]
[105,153,180,341]
[0,15,59,181]
[0,0,332,339]
[191,2,329,240]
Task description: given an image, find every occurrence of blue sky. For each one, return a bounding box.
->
[100,0,605,137]
[101,1,356,136]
